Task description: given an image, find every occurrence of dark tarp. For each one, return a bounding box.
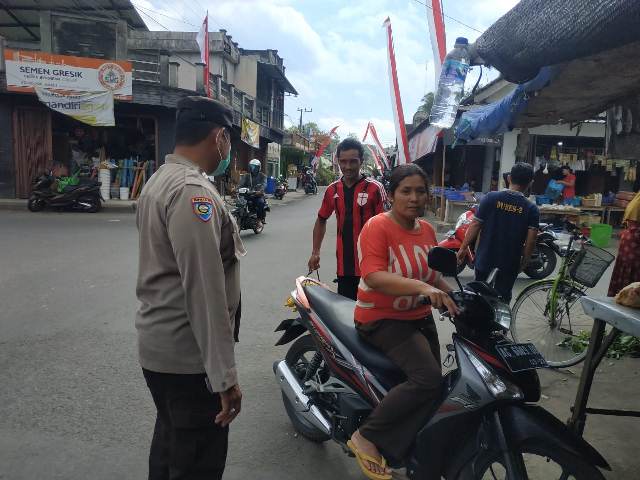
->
[455,67,557,144]
[475,0,640,83]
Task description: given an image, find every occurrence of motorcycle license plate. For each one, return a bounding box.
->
[495,343,548,372]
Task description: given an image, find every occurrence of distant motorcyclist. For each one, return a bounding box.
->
[239,159,267,223]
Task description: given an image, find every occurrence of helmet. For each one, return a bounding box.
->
[249,159,261,173]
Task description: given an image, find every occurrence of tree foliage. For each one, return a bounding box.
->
[416,92,435,116]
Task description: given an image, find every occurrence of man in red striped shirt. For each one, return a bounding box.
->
[308,138,387,300]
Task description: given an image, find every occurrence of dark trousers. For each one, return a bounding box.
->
[337,275,360,300]
[143,369,228,480]
[252,196,266,220]
[475,268,519,303]
[356,317,442,461]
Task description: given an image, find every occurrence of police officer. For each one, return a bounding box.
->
[135,96,245,480]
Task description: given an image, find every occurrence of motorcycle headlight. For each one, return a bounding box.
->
[461,344,523,401]
[493,302,512,330]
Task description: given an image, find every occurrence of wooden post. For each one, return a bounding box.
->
[440,145,446,221]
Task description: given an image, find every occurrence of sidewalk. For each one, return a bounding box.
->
[0,188,312,213]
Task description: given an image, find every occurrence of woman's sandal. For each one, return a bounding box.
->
[347,439,392,480]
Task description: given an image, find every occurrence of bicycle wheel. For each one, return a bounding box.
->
[511,280,593,368]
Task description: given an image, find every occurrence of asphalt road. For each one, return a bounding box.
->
[0,193,637,480]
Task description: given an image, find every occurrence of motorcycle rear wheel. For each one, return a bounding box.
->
[524,244,557,279]
[86,198,102,213]
[282,335,331,443]
[27,197,45,212]
[456,439,605,480]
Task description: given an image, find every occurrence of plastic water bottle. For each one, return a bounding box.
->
[429,37,470,129]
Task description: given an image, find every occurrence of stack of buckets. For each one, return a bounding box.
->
[99,169,111,201]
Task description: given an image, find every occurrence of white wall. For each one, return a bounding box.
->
[235,56,257,98]
[172,53,198,91]
[500,131,518,188]
[528,122,604,138]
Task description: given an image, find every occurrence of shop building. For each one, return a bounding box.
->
[462,78,608,195]
[0,1,296,199]
[127,29,297,176]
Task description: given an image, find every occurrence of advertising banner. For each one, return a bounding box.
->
[241,117,260,148]
[5,49,132,100]
[35,87,115,126]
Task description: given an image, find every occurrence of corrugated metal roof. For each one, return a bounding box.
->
[0,0,146,42]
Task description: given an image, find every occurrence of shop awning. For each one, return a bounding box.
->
[0,0,146,42]
[257,62,297,95]
[473,0,640,84]
[455,67,557,144]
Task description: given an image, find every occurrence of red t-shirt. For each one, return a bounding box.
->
[354,214,441,324]
[318,176,387,276]
[562,174,576,199]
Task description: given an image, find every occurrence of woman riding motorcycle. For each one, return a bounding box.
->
[347,163,459,480]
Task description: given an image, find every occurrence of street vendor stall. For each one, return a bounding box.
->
[538,204,628,226]
[568,296,640,436]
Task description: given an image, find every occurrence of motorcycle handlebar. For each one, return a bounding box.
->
[417,295,431,305]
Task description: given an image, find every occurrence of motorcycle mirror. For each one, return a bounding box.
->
[428,247,464,290]
[427,247,458,275]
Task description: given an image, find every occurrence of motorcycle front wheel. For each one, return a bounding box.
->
[456,439,604,480]
[27,197,45,212]
[282,335,331,443]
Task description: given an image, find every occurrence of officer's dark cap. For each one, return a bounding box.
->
[176,96,233,129]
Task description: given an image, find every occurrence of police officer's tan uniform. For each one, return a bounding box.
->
[136,153,245,391]
[135,96,244,480]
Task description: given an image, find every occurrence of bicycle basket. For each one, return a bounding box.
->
[569,244,615,288]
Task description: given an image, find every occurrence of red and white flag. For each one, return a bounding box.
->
[362,122,390,170]
[383,18,410,165]
[364,144,386,173]
[315,125,339,159]
[196,14,211,97]
[426,0,447,86]
[419,1,447,159]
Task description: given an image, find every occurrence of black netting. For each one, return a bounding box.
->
[475,0,640,83]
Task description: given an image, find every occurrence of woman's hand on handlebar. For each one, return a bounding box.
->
[421,285,460,316]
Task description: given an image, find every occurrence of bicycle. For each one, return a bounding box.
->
[511,221,615,367]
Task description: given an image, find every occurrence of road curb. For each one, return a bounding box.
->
[0,189,318,213]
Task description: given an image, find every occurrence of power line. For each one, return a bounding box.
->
[133,3,197,28]
[136,8,198,66]
[412,0,484,34]
[137,8,171,32]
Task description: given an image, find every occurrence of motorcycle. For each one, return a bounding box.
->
[274,176,288,200]
[274,247,608,479]
[28,171,102,213]
[231,187,269,234]
[303,172,318,195]
[439,207,558,279]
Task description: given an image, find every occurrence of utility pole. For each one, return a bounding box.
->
[297,107,312,134]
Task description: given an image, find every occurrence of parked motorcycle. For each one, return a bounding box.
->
[274,247,608,479]
[28,172,102,213]
[274,176,288,200]
[439,207,558,279]
[231,187,268,234]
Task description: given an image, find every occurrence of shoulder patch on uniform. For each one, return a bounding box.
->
[192,196,214,222]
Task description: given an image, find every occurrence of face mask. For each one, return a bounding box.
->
[212,130,231,176]
[213,150,230,176]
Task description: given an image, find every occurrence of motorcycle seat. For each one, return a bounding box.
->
[303,285,404,385]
